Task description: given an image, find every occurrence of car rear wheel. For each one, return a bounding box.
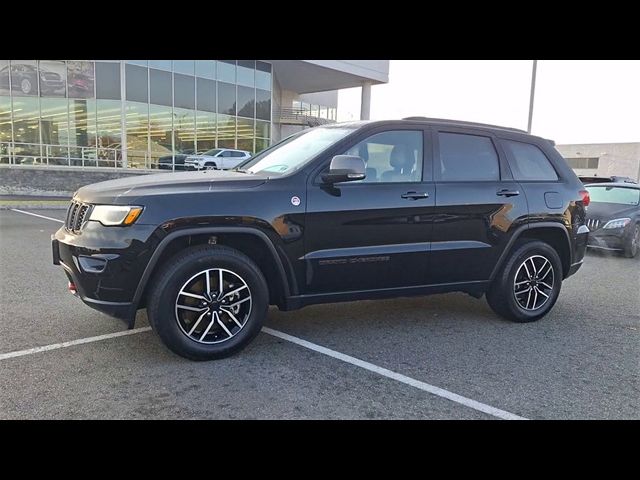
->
[147,245,269,360]
[486,240,563,323]
[623,224,639,258]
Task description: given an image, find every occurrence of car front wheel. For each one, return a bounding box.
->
[623,224,639,258]
[147,245,269,360]
[486,240,563,323]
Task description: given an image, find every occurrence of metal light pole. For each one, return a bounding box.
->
[527,60,537,134]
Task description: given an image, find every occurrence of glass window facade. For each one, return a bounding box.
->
[0,60,272,169]
[237,60,255,87]
[217,61,236,83]
[255,61,272,91]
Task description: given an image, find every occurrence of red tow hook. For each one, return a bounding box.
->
[68,281,78,296]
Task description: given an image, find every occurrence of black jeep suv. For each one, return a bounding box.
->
[52,118,590,360]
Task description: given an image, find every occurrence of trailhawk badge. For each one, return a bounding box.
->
[291,196,301,206]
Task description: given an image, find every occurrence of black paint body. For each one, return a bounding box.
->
[52,119,589,326]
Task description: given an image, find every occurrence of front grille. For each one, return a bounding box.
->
[586,218,601,230]
[65,200,91,232]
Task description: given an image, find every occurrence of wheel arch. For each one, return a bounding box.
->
[131,227,292,327]
[489,222,572,283]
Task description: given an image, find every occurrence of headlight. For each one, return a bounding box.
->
[89,205,143,226]
[603,218,631,229]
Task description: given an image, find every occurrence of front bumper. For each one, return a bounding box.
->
[53,238,135,323]
[52,222,158,327]
[586,227,627,251]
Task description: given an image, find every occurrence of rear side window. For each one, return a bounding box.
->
[232,151,245,157]
[438,132,499,181]
[503,140,558,181]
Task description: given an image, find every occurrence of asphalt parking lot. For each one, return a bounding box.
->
[1,208,638,419]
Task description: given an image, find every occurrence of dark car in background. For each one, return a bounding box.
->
[584,182,640,257]
[157,149,198,171]
[579,175,637,185]
[0,63,64,95]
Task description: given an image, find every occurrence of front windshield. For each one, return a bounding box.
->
[586,186,640,205]
[240,126,356,175]
[203,149,222,156]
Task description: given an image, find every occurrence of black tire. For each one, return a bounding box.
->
[486,240,563,323]
[147,245,269,360]
[623,224,639,258]
[204,162,217,170]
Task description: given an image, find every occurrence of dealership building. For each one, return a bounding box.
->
[0,60,389,170]
[556,142,640,182]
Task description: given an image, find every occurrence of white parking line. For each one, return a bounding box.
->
[8,205,525,419]
[9,208,65,223]
[0,328,152,361]
[263,327,528,420]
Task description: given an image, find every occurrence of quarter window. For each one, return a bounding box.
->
[438,132,499,181]
[342,130,423,183]
[503,140,558,181]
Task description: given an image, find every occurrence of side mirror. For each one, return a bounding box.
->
[321,155,366,184]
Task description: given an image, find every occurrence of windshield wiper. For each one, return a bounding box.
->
[234,169,253,174]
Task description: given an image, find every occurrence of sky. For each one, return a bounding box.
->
[337,60,640,145]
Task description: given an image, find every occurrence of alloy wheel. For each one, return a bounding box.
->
[175,268,252,344]
[513,255,554,311]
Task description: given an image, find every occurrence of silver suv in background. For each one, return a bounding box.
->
[184,148,251,170]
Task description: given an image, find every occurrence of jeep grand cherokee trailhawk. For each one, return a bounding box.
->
[52,118,590,360]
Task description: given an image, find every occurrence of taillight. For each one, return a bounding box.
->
[579,190,590,207]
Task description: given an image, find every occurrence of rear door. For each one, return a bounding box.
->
[227,151,248,169]
[430,128,529,284]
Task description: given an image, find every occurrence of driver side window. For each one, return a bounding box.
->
[342,130,423,183]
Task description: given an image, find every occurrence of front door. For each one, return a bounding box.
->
[304,127,435,294]
[429,128,529,284]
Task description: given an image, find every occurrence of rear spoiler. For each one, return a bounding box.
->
[546,138,556,146]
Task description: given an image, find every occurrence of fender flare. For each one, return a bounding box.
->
[488,222,571,283]
[128,226,292,327]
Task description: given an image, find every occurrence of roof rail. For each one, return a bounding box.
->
[401,116,527,134]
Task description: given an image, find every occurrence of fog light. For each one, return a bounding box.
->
[68,282,77,295]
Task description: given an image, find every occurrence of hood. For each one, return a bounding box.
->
[75,169,268,204]
[586,202,638,220]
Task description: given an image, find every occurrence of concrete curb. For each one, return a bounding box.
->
[0,202,69,210]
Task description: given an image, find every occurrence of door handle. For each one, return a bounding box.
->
[401,191,429,200]
[496,189,520,197]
